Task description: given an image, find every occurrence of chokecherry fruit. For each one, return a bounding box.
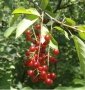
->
[26,36,32,41]
[45,78,53,85]
[25,51,30,56]
[31,76,38,82]
[53,49,59,55]
[40,71,47,79]
[29,46,36,52]
[26,30,31,35]
[27,70,34,77]
[50,72,56,79]
[44,34,50,41]
[33,62,40,68]
[35,24,41,30]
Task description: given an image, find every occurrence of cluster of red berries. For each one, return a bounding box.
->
[24,24,59,85]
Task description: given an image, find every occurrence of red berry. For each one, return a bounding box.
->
[43,19,46,24]
[33,62,40,68]
[26,36,32,41]
[47,73,51,78]
[50,72,56,79]
[26,30,31,35]
[49,56,57,63]
[27,70,34,77]
[44,34,50,41]
[38,66,43,71]
[29,46,36,52]
[35,24,41,30]
[25,51,30,56]
[31,76,38,82]
[42,65,48,71]
[45,78,53,85]
[40,71,47,79]
[28,60,35,67]
[53,49,59,55]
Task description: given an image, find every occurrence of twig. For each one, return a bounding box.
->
[29,0,85,33]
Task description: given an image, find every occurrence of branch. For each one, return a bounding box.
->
[53,0,63,13]
[29,0,85,33]
[57,1,83,10]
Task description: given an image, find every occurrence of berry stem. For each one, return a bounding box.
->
[32,26,37,41]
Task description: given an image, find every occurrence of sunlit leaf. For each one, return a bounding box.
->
[54,26,69,40]
[73,35,85,78]
[65,18,76,26]
[4,26,17,38]
[78,25,85,40]
[9,14,21,26]
[49,35,58,49]
[12,8,40,16]
[40,0,49,10]
[16,15,38,38]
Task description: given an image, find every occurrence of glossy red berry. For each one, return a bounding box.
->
[47,73,51,78]
[26,36,32,41]
[53,49,59,55]
[44,34,50,41]
[50,72,56,79]
[45,78,53,85]
[42,65,48,71]
[29,46,36,52]
[27,70,34,77]
[35,24,41,30]
[49,56,57,63]
[40,71,47,79]
[26,30,31,35]
[33,62,40,68]
[25,51,30,56]
[31,76,38,82]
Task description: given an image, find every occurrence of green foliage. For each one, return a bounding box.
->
[40,0,49,10]
[1,0,85,89]
[78,25,85,40]
[65,18,76,26]
[54,26,69,40]
[73,35,85,78]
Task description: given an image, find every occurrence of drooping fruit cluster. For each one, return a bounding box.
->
[24,24,59,85]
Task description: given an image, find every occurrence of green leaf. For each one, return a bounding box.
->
[4,26,17,38]
[73,35,85,78]
[40,25,58,49]
[54,86,85,90]
[12,7,31,14]
[65,18,76,26]
[54,26,69,40]
[21,87,32,90]
[4,0,13,9]
[9,14,21,26]
[73,79,85,85]
[78,25,85,40]
[12,8,40,16]
[45,10,56,18]
[16,15,38,38]
[49,35,58,49]
[40,0,49,10]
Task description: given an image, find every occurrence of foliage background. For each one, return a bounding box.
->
[0,0,85,89]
